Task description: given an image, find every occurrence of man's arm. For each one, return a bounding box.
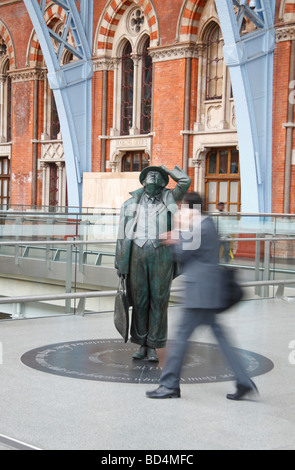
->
[160,165,191,202]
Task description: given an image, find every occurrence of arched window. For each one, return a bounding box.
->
[50,92,60,140]
[109,6,153,171]
[6,75,11,142]
[206,24,224,100]
[140,38,152,134]
[121,42,134,135]
[0,55,11,209]
[0,57,12,142]
[49,53,73,140]
[118,30,153,136]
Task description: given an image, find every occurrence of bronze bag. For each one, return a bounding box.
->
[114,277,130,342]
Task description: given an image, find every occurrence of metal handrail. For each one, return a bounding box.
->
[220,237,295,241]
[1,207,295,217]
[0,235,295,247]
[0,289,118,304]
[0,279,294,307]
[0,239,117,246]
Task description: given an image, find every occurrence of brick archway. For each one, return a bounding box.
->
[177,0,207,43]
[27,2,67,67]
[95,0,159,56]
[279,0,295,22]
[0,20,16,69]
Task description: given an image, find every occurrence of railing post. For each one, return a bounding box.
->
[255,234,262,296]
[65,244,72,313]
[78,240,84,273]
[12,302,24,319]
[14,218,22,265]
[263,235,272,297]
[76,297,86,316]
[46,219,51,268]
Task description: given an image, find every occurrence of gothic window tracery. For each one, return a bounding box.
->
[206,24,224,100]
[0,49,11,209]
[121,41,134,136]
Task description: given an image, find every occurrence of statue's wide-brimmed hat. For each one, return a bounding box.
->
[139,166,169,186]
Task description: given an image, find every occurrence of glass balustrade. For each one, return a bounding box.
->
[0,208,294,320]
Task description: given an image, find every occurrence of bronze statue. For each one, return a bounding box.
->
[115,165,191,362]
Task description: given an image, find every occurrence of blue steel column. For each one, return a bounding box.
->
[215,0,275,213]
[23,0,93,209]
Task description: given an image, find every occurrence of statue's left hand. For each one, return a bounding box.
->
[160,165,181,176]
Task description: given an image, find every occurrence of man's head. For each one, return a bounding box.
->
[183,192,204,213]
[140,166,169,197]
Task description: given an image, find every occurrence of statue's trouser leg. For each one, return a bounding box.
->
[130,241,174,348]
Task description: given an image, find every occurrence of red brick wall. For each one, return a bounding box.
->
[92,70,103,173]
[272,41,290,213]
[0,2,32,69]
[92,68,114,173]
[152,59,186,169]
[10,80,34,207]
[36,78,45,207]
[152,0,183,45]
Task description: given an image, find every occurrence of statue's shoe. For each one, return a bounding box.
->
[132,346,147,360]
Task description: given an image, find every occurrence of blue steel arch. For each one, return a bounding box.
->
[215,0,276,213]
[23,0,93,209]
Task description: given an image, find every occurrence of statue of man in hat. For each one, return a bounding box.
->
[115,165,191,362]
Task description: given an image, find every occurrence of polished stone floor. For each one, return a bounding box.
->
[0,297,295,450]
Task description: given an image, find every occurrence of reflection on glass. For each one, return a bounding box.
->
[219,150,228,174]
[208,204,216,213]
[208,153,217,174]
[142,155,149,168]
[208,181,217,202]
[231,150,239,174]
[219,181,228,202]
[123,156,131,171]
[230,181,238,203]
[133,154,140,172]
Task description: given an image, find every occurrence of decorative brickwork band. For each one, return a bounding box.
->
[177,0,207,43]
[0,20,16,68]
[95,0,159,56]
[279,1,295,23]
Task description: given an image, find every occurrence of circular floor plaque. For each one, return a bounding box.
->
[21,339,274,384]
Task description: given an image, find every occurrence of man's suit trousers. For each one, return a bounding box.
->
[159,308,253,389]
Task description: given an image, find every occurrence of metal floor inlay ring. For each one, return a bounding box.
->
[21,339,274,384]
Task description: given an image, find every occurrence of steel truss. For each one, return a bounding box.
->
[215,0,276,212]
[23,0,93,209]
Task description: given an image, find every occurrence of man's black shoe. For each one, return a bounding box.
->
[226,380,259,401]
[146,385,181,399]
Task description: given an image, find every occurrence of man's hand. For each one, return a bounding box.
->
[159,231,180,246]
